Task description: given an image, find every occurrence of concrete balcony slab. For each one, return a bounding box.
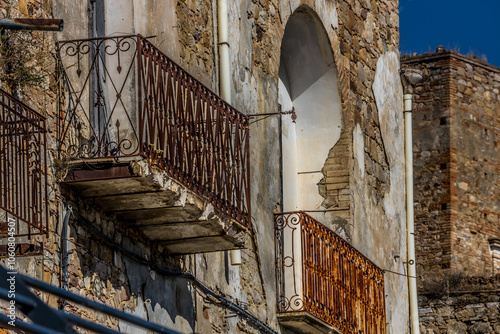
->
[277,312,341,334]
[62,159,246,254]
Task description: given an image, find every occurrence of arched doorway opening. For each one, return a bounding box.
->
[278,7,342,213]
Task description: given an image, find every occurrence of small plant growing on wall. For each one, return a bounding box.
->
[0,0,56,99]
[52,158,70,182]
[0,27,54,96]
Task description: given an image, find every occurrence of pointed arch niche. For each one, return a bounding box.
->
[279,8,343,213]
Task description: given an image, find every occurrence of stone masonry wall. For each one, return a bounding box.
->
[418,275,500,334]
[320,0,399,227]
[402,50,500,281]
[1,2,267,333]
[448,54,500,276]
[176,0,216,87]
[401,53,454,278]
[230,1,408,332]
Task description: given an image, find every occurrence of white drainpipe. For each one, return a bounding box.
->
[404,93,419,333]
[217,0,242,266]
[218,0,231,101]
[401,68,423,333]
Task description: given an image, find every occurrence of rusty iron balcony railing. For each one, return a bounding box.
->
[0,89,48,236]
[56,35,251,228]
[275,211,386,334]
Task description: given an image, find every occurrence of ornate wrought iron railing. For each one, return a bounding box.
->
[275,211,386,334]
[56,35,251,227]
[0,89,48,236]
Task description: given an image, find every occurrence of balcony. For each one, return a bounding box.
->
[0,89,48,237]
[0,89,47,257]
[275,212,386,334]
[56,35,250,254]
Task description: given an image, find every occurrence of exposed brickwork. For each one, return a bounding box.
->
[326,0,399,224]
[320,130,352,220]
[401,55,454,275]
[449,56,500,277]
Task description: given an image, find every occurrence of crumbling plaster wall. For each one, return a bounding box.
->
[228,1,407,332]
[370,51,407,334]
[3,0,408,333]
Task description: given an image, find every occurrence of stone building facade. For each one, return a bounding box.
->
[402,50,500,333]
[401,50,500,279]
[0,0,410,333]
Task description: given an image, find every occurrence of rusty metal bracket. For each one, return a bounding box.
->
[248,107,296,123]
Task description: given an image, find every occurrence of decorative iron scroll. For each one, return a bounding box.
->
[0,89,48,236]
[56,35,140,159]
[56,35,251,228]
[275,211,386,334]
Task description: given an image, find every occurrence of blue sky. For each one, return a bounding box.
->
[399,0,500,67]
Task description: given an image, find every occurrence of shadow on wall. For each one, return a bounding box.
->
[123,256,194,326]
[278,6,343,217]
[68,208,195,332]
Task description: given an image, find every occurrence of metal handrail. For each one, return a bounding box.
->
[0,264,181,334]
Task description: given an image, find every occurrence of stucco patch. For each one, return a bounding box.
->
[373,51,404,169]
[372,51,408,334]
[353,123,365,177]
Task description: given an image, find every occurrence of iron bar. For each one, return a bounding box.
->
[0,265,77,333]
[0,314,65,334]
[275,211,386,334]
[0,287,37,309]
[59,312,129,334]
[247,107,296,122]
[19,272,182,334]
